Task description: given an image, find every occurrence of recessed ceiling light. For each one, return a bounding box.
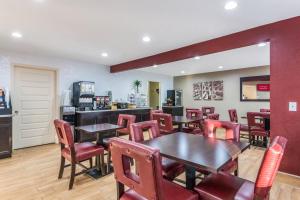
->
[194,56,201,60]
[218,66,224,69]
[258,42,266,47]
[142,36,151,43]
[181,70,185,74]
[101,52,108,57]
[225,1,238,10]
[11,32,23,38]
[152,65,158,68]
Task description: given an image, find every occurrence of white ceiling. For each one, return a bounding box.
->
[0,0,299,66]
[139,43,270,76]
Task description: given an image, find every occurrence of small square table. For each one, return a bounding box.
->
[143,132,250,189]
[172,116,203,132]
[76,123,123,178]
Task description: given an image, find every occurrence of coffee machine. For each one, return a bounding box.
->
[73,81,95,111]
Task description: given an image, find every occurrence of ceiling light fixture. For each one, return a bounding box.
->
[181,70,185,74]
[218,66,224,69]
[142,36,151,43]
[11,32,23,38]
[153,65,158,68]
[194,56,201,60]
[225,1,238,10]
[258,42,266,47]
[101,52,108,57]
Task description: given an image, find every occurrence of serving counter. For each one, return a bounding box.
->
[75,108,151,142]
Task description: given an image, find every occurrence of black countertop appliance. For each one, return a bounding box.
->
[73,81,95,111]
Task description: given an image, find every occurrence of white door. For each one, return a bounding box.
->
[13,66,56,149]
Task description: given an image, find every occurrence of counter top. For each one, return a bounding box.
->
[162,106,183,108]
[0,114,13,118]
[76,107,151,114]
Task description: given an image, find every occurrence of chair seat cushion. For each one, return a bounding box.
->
[161,158,185,180]
[62,142,104,162]
[250,128,269,137]
[192,128,203,135]
[182,127,194,133]
[121,179,198,200]
[194,172,254,200]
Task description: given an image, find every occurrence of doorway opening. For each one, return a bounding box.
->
[148,81,160,109]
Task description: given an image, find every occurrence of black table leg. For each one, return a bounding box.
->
[185,165,196,190]
[86,132,106,179]
[178,123,183,132]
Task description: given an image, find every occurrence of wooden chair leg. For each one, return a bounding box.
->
[58,156,65,179]
[89,158,93,168]
[69,163,76,190]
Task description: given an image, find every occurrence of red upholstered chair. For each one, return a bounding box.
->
[228,109,249,138]
[247,112,270,146]
[203,119,241,176]
[202,106,215,117]
[130,120,184,180]
[260,108,270,113]
[150,109,163,120]
[194,136,287,200]
[103,114,136,172]
[110,138,199,200]
[183,109,203,134]
[54,119,105,189]
[152,113,177,135]
[207,113,219,120]
[116,114,136,139]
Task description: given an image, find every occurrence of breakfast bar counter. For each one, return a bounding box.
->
[75,108,151,142]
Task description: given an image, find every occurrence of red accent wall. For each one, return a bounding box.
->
[110,16,300,176]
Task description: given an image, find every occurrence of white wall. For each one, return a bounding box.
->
[0,50,173,107]
[174,66,270,122]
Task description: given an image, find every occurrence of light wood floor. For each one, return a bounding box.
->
[1,138,300,200]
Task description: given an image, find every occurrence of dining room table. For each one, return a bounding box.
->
[143,132,250,190]
[76,123,123,179]
[172,116,203,132]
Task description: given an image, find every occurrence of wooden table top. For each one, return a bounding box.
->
[143,132,250,173]
[172,116,202,124]
[76,123,123,134]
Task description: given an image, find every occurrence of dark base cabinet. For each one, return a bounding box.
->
[0,117,12,159]
[162,106,184,116]
[75,108,150,142]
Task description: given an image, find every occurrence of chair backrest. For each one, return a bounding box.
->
[152,113,173,132]
[228,109,238,123]
[110,138,164,200]
[54,119,74,148]
[186,109,203,119]
[260,108,270,113]
[117,114,136,129]
[204,120,240,141]
[150,109,163,120]
[202,106,215,116]
[254,136,287,199]
[247,112,270,130]
[207,113,220,120]
[130,120,161,142]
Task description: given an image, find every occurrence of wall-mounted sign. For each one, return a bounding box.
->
[257,84,270,91]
